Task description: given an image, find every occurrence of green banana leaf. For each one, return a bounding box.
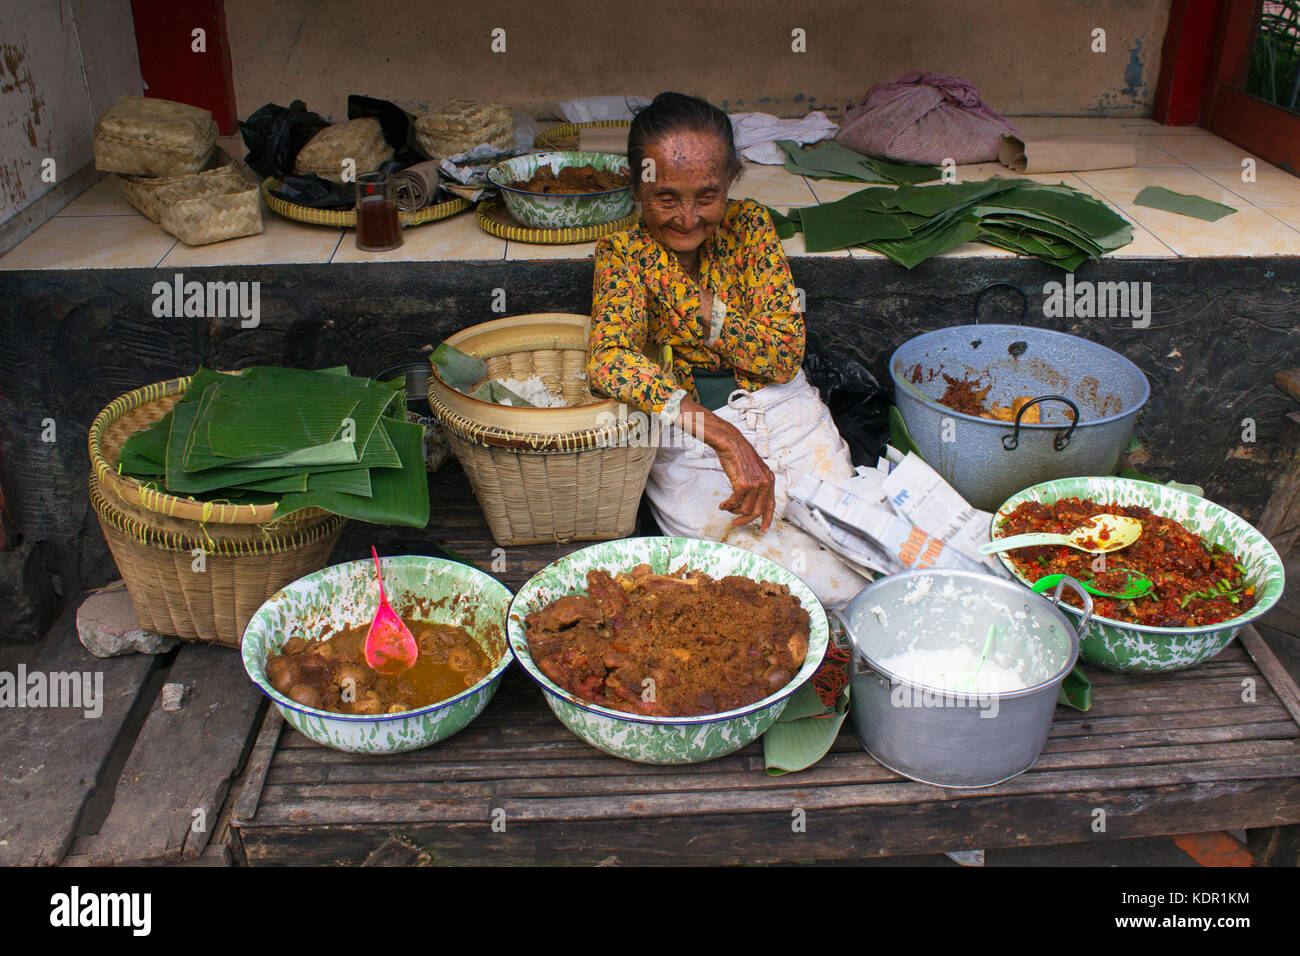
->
[469,380,535,407]
[431,342,488,392]
[799,203,914,252]
[1134,185,1236,222]
[863,216,982,268]
[275,417,429,528]
[778,139,940,185]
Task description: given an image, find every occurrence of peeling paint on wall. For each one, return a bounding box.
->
[1122,38,1147,99]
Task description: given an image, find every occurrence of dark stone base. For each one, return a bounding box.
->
[1,255,1297,642]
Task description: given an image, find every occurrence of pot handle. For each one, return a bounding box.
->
[1000,395,1081,452]
[831,607,874,678]
[1046,574,1094,634]
[973,282,1028,326]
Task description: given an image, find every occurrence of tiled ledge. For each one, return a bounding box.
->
[3,118,1298,271]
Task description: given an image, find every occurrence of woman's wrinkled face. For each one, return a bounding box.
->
[636,130,736,254]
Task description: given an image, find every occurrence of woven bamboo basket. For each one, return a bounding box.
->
[413,99,513,160]
[116,147,241,222]
[159,178,263,245]
[94,95,217,177]
[294,117,394,183]
[88,376,348,644]
[90,477,344,646]
[427,313,656,546]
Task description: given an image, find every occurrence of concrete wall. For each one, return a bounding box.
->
[224,0,1172,123]
[0,0,141,223]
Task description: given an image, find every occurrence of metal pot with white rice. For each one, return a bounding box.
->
[834,568,1090,788]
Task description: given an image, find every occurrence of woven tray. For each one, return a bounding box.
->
[475,195,636,244]
[534,120,631,151]
[260,178,470,228]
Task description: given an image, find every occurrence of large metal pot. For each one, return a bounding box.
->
[835,568,1088,788]
[889,293,1149,511]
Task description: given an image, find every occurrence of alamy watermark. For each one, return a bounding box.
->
[152,272,260,327]
[1042,275,1151,328]
[889,682,1001,719]
[0,664,103,718]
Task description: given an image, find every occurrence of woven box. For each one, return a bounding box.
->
[294,117,393,183]
[158,177,262,245]
[94,95,218,177]
[116,146,242,223]
[414,99,513,159]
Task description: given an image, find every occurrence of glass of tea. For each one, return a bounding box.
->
[355,171,403,252]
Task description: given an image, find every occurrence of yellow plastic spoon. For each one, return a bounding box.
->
[978,513,1142,556]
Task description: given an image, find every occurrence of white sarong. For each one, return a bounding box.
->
[645,370,871,609]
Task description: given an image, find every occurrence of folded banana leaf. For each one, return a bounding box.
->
[862,215,982,269]
[233,467,373,497]
[469,380,534,407]
[431,342,488,392]
[777,139,941,185]
[801,206,913,252]
[276,417,429,528]
[197,368,381,458]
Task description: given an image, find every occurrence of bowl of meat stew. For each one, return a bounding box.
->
[487,151,633,229]
[507,537,830,764]
[242,556,513,753]
[992,476,1284,673]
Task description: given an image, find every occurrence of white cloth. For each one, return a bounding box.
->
[558,95,652,123]
[645,370,872,609]
[728,111,839,165]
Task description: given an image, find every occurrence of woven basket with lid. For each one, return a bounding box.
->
[413,99,513,159]
[88,376,346,645]
[427,314,656,546]
[294,117,394,183]
[94,95,218,177]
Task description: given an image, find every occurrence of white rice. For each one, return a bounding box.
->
[496,374,566,407]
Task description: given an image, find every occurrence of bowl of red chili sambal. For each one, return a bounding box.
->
[990,476,1284,673]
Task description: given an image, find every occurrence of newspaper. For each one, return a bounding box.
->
[786,448,1009,580]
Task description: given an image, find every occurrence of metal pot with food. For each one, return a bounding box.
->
[889,286,1150,511]
[835,567,1087,788]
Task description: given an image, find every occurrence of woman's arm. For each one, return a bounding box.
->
[675,395,776,532]
[587,237,686,419]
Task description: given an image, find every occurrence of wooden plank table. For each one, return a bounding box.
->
[230,632,1300,865]
[229,467,1300,865]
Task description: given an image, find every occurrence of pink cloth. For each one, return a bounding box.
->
[838,71,1021,165]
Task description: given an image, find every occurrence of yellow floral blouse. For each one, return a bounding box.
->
[587,198,804,418]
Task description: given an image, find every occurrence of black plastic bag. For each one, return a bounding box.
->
[347,94,424,167]
[238,99,332,180]
[802,347,891,467]
[269,174,354,209]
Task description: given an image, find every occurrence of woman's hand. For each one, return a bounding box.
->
[676,396,775,532]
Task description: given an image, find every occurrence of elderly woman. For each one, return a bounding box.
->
[586,92,869,607]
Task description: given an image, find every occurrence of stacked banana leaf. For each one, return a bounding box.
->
[116,366,429,527]
[767,177,1133,270]
[777,139,941,185]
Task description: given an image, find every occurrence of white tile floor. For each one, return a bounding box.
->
[3,121,1298,270]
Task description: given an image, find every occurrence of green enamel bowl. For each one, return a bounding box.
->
[992,477,1285,673]
[507,537,830,765]
[487,151,632,229]
[242,556,513,754]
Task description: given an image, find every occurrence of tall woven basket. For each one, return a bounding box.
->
[88,376,347,646]
[427,314,656,546]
